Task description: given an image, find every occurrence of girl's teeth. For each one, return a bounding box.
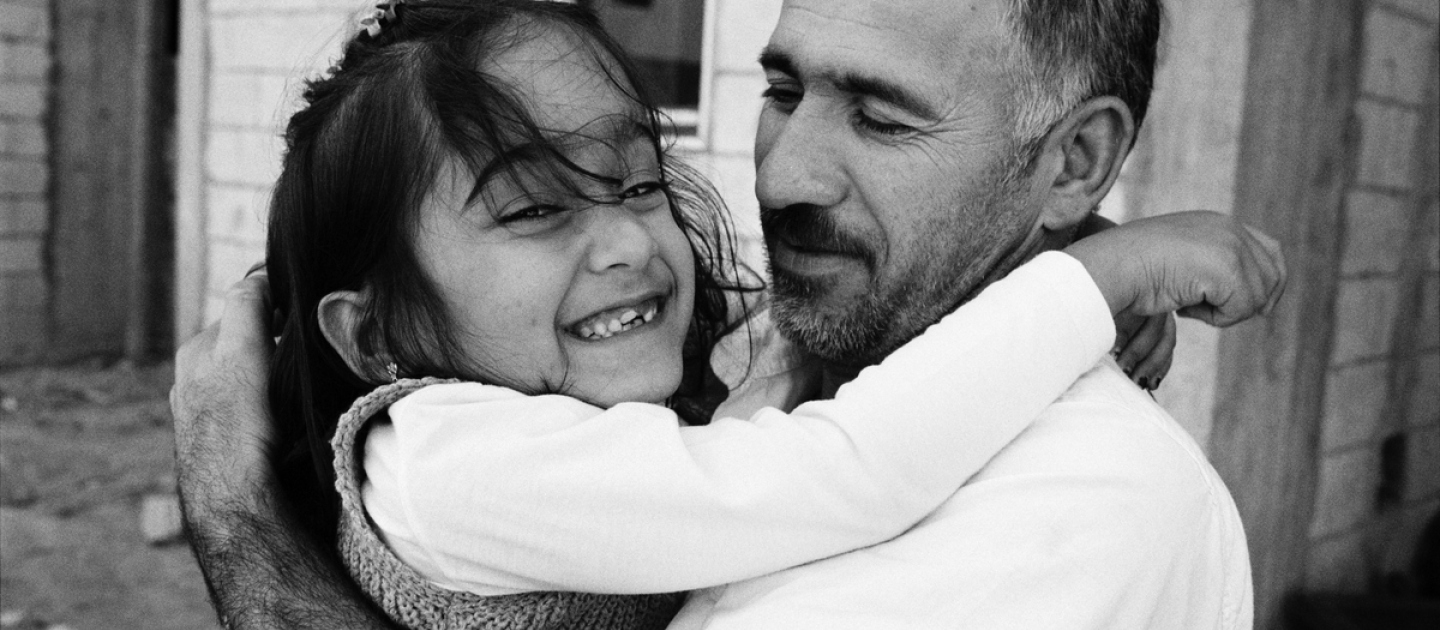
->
[574,300,661,340]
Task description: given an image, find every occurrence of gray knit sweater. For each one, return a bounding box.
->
[331,378,685,629]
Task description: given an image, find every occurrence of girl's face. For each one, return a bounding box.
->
[411,28,696,407]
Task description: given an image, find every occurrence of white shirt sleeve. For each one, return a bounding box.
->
[365,251,1115,595]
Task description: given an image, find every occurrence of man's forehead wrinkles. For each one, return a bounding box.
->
[784,3,889,33]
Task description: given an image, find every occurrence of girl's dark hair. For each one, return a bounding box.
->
[265,0,757,540]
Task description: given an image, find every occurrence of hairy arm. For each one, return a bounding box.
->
[172,273,396,629]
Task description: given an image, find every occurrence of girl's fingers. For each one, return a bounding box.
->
[1111,312,1146,360]
[1116,313,1168,377]
[1129,314,1176,390]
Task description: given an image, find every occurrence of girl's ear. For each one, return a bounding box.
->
[318,289,384,381]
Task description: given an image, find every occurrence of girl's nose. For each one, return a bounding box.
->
[584,204,660,273]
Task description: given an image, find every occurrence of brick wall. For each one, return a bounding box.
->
[0,0,51,365]
[677,0,779,270]
[193,0,357,320]
[1305,0,1440,593]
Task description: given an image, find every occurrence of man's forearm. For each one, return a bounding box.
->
[182,489,396,629]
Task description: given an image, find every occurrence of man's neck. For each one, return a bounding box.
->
[818,362,865,399]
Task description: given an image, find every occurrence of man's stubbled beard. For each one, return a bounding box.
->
[761,155,1037,369]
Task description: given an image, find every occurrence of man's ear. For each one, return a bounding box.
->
[1032,96,1135,232]
[318,289,385,382]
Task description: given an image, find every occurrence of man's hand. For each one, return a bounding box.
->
[172,271,277,521]
[1066,210,1287,328]
[171,271,397,629]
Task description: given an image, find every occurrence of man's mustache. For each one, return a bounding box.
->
[760,205,876,268]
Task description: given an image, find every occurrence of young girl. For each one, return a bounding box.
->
[263,1,1276,628]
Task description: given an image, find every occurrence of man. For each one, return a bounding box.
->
[172,0,1281,627]
[668,0,1256,626]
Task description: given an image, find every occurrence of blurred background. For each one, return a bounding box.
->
[0,0,1437,628]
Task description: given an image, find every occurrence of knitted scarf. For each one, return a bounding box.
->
[331,378,684,629]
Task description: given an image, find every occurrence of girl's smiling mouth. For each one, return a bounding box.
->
[566,295,666,341]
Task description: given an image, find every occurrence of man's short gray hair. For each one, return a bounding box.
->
[1004,0,1162,151]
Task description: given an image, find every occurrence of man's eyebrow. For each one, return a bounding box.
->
[834,73,939,121]
[758,48,797,77]
[759,47,938,121]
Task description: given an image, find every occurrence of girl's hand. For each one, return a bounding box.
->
[1075,213,1174,390]
[1065,210,1287,327]
[1112,312,1175,391]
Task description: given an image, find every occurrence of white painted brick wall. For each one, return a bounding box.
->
[1341,190,1409,275]
[1355,100,1421,190]
[1306,532,1369,592]
[0,0,51,364]
[200,0,359,319]
[1418,275,1440,349]
[1386,0,1440,23]
[706,72,767,157]
[0,199,43,235]
[712,0,779,73]
[1310,445,1382,538]
[1408,352,1440,424]
[1330,277,1401,365]
[1321,362,1391,451]
[1428,201,1440,271]
[1408,425,1440,500]
[695,0,781,269]
[1361,7,1436,104]
[0,1,48,39]
[1307,1,1438,592]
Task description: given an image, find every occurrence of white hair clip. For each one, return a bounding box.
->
[360,1,405,38]
[360,9,385,37]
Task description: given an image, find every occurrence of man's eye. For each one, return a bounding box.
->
[762,85,802,111]
[852,110,913,136]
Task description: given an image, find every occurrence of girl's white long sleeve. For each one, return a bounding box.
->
[363,251,1115,595]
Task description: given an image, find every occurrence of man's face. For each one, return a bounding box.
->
[756,0,1047,367]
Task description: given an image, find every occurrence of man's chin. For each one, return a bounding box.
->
[769,272,891,366]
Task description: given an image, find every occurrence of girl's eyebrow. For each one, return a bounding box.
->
[467,143,549,204]
[466,115,655,204]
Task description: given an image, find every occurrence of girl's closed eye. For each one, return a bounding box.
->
[501,203,568,223]
[620,179,663,199]
[492,194,578,236]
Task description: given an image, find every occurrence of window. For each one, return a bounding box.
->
[580,0,708,139]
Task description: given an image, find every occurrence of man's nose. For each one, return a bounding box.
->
[754,107,845,211]
[583,204,660,273]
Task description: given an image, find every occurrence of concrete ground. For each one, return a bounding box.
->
[0,361,218,630]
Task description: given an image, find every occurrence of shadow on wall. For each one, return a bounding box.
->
[1289,506,1440,628]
